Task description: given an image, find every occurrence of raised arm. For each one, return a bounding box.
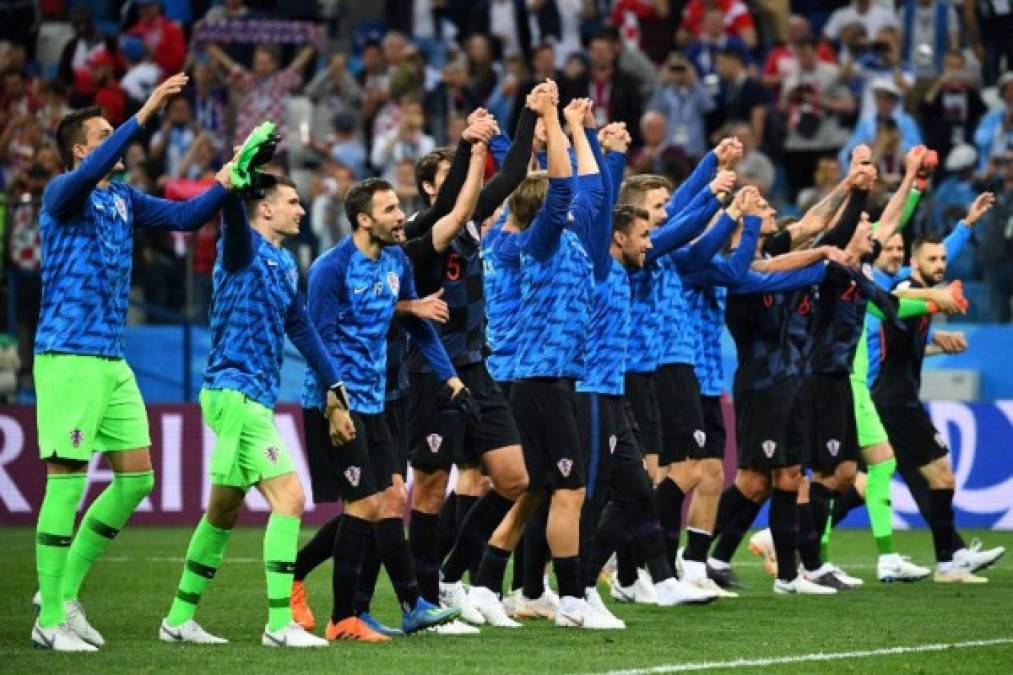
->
[473,106,537,222]
[220,192,255,272]
[873,145,926,243]
[753,244,850,273]
[563,99,605,247]
[665,149,717,218]
[646,171,733,263]
[728,263,828,294]
[131,168,230,232]
[521,83,574,260]
[431,142,488,252]
[674,187,761,274]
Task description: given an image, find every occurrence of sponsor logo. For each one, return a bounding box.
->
[761,440,777,459]
[374,281,384,295]
[264,446,280,464]
[114,195,128,222]
[557,458,573,478]
[267,259,278,267]
[694,430,707,448]
[387,271,400,295]
[826,439,841,457]
[344,465,361,487]
[69,429,84,448]
[608,435,617,454]
[427,434,443,454]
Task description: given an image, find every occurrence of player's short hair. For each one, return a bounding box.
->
[346,177,394,229]
[56,106,104,169]
[618,174,672,208]
[613,205,650,233]
[245,173,297,211]
[507,172,549,230]
[912,234,943,253]
[414,147,454,198]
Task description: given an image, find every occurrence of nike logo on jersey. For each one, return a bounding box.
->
[267,260,278,267]
[353,285,369,294]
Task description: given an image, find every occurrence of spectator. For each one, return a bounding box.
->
[35,80,70,138]
[685,5,752,79]
[1,68,38,132]
[383,31,411,78]
[324,110,368,179]
[599,22,658,100]
[677,0,758,51]
[730,121,776,194]
[562,29,643,145]
[118,36,162,110]
[919,50,986,169]
[977,149,1013,321]
[393,157,425,214]
[611,0,675,64]
[761,15,837,97]
[385,0,447,67]
[370,98,435,181]
[900,0,960,83]
[150,95,199,179]
[797,155,841,212]
[58,4,120,108]
[426,57,481,146]
[304,52,364,142]
[309,160,355,251]
[206,41,316,150]
[119,141,154,192]
[780,37,854,197]
[535,0,585,69]
[629,110,672,174]
[710,47,767,147]
[647,52,715,161]
[357,39,390,130]
[974,71,1013,171]
[197,0,259,66]
[471,0,531,60]
[486,54,527,130]
[962,0,1013,85]
[839,78,922,170]
[465,33,500,102]
[871,116,905,191]
[89,50,128,126]
[372,66,425,141]
[126,0,186,75]
[932,143,979,234]
[849,27,914,120]
[823,0,899,43]
[187,60,227,143]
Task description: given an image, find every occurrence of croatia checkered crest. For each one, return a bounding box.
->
[761,440,776,459]
[264,446,280,464]
[694,429,707,448]
[69,428,84,448]
[387,271,400,295]
[344,465,361,487]
[557,458,573,478]
[608,435,618,454]
[826,439,840,457]
[427,434,443,454]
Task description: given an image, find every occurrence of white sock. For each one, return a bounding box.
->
[937,561,954,573]
[682,559,707,582]
[707,556,730,570]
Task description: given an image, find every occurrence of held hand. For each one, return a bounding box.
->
[413,288,450,323]
[964,192,995,226]
[822,246,854,266]
[932,330,968,354]
[709,170,737,197]
[463,117,499,144]
[447,380,482,426]
[850,164,877,190]
[904,144,928,176]
[932,282,969,315]
[715,137,744,169]
[526,87,557,117]
[325,383,356,445]
[467,107,491,125]
[563,98,590,127]
[137,73,190,126]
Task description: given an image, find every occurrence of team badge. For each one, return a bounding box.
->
[694,430,707,448]
[861,263,874,280]
[69,428,84,448]
[113,195,128,222]
[826,439,840,457]
[427,434,443,454]
[374,281,384,295]
[934,433,947,449]
[557,458,573,478]
[387,271,400,295]
[344,466,361,487]
[265,446,280,464]
[567,210,575,222]
[608,435,617,454]
[761,440,777,459]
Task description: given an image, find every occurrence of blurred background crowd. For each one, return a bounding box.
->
[0,0,1011,394]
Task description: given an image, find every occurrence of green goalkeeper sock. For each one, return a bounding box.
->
[166,516,232,626]
[264,513,300,631]
[867,458,897,555]
[62,471,154,600]
[36,473,87,628]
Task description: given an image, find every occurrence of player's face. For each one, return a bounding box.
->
[267,185,304,238]
[643,188,670,228]
[913,242,947,284]
[365,189,406,245]
[877,232,905,274]
[78,116,124,172]
[618,217,652,268]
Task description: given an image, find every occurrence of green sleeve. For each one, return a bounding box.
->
[871,187,922,233]
[867,296,933,320]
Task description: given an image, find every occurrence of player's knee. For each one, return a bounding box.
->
[494,467,528,500]
[551,487,585,515]
[411,469,448,512]
[699,460,724,493]
[207,502,241,529]
[347,493,383,522]
[835,462,858,489]
[772,467,802,492]
[116,470,155,504]
[736,471,769,501]
[381,483,408,517]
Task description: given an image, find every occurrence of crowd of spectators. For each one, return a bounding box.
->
[1,0,1012,383]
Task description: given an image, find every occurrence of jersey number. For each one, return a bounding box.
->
[446,253,463,281]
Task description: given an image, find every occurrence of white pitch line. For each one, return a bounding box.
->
[601,637,1013,675]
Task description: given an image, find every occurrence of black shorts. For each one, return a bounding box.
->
[303,408,396,503]
[876,403,949,467]
[408,363,521,473]
[734,379,804,470]
[798,374,859,470]
[625,371,662,457]
[511,378,584,492]
[384,395,410,477]
[655,363,708,465]
[700,395,727,459]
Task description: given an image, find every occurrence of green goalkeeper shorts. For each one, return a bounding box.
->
[851,378,888,448]
[200,388,293,489]
[35,353,151,461]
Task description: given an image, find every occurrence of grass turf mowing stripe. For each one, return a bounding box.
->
[601,637,1013,674]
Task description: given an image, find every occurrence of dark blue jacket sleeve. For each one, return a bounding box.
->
[568,170,605,252]
[606,150,625,204]
[285,293,341,386]
[665,151,716,219]
[131,182,229,231]
[687,214,761,286]
[306,255,346,379]
[474,107,538,223]
[587,129,614,282]
[813,188,868,249]
[521,176,574,261]
[728,263,827,294]
[645,191,720,264]
[672,211,739,274]
[489,133,511,166]
[220,193,255,272]
[42,116,144,221]
[402,315,456,382]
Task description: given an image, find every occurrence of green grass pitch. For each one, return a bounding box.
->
[1,527,1010,674]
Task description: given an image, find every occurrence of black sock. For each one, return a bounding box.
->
[928,488,957,563]
[331,514,372,622]
[769,489,799,582]
[553,556,582,600]
[409,509,440,604]
[809,482,836,543]
[654,478,685,565]
[456,494,482,581]
[522,503,549,599]
[442,491,514,583]
[712,491,763,563]
[437,492,459,560]
[295,513,341,581]
[953,531,967,552]
[511,536,526,591]
[634,516,674,583]
[615,537,639,586]
[830,485,863,526]
[712,484,752,540]
[354,532,382,615]
[376,517,420,612]
[797,503,822,572]
[684,527,712,563]
[474,545,511,595]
